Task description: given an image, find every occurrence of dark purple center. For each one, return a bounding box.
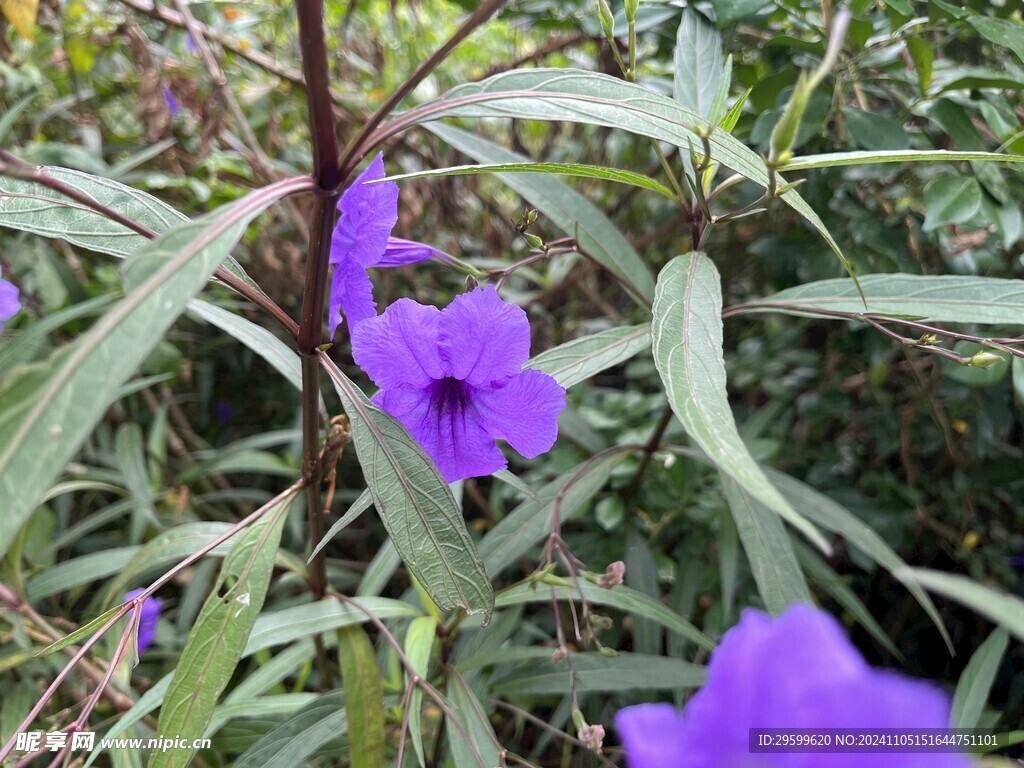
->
[431,376,472,416]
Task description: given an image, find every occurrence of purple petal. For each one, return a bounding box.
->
[331,152,398,269]
[473,369,565,458]
[438,286,531,387]
[351,298,445,389]
[125,589,163,656]
[675,605,972,768]
[328,257,377,337]
[162,87,181,116]
[378,237,443,268]
[375,383,506,482]
[615,703,687,768]
[0,276,20,332]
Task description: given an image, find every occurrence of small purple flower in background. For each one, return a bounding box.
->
[328,152,441,338]
[162,86,181,117]
[124,589,162,656]
[615,605,972,768]
[351,286,566,482]
[0,267,21,331]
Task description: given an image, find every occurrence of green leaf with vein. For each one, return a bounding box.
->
[338,626,386,768]
[952,627,1009,730]
[149,490,296,768]
[734,273,1024,325]
[27,546,140,601]
[415,69,853,282]
[496,582,713,651]
[722,476,812,615]
[769,469,952,652]
[404,616,437,768]
[527,324,651,389]
[673,7,724,119]
[308,489,373,564]
[0,187,287,558]
[426,122,656,306]
[384,162,675,199]
[322,356,493,619]
[779,149,1024,173]
[652,253,830,554]
[36,605,125,657]
[492,652,705,695]
[897,568,1024,644]
[0,165,257,289]
[234,692,347,768]
[446,669,502,768]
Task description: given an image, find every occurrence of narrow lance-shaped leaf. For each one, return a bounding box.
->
[897,568,1024,644]
[673,8,724,119]
[426,122,656,306]
[338,626,386,768]
[722,477,813,615]
[526,324,652,389]
[410,69,853,280]
[0,181,307,557]
[150,488,298,768]
[404,615,438,768]
[733,273,1024,325]
[651,253,830,553]
[321,355,494,619]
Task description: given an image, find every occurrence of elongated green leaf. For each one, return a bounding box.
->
[404,616,438,768]
[150,490,296,768]
[898,569,1024,644]
[673,8,723,119]
[492,652,705,695]
[968,16,1024,66]
[27,546,140,601]
[234,692,347,768]
[416,69,851,277]
[186,299,303,391]
[426,122,656,306]
[322,358,493,619]
[0,186,293,557]
[244,598,421,655]
[206,694,320,737]
[338,626,385,768]
[496,582,713,651]
[446,670,502,768]
[736,273,1024,325]
[0,293,115,372]
[722,477,812,615]
[477,450,629,576]
[768,468,952,653]
[385,162,675,199]
[308,489,373,563]
[0,166,186,257]
[37,604,125,657]
[952,627,1009,729]
[652,253,830,553]
[779,149,1024,172]
[527,324,651,389]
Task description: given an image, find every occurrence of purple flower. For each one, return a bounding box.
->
[351,286,566,482]
[0,267,21,331]
[162,86,181,117]
[615,605,972,768]
[328,152,441,338]
[124,589,163,656]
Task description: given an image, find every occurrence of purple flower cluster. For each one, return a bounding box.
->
[330,155,565,482]
[124,589,163,656]
[615,605,971,768]
[0,267,21,331]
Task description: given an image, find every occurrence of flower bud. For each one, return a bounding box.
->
[769,73,811,167]
[969,350,1005,369]
[597,0,615,41]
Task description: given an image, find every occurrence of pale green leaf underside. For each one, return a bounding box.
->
[527,324,652,389]
[0,189,281,558]
[417,69,850,275]
[898,569,1024,644]
[323,357,494,619]
[652,253,830,554]
[739,273,1024,325]
[781,149,1024,173]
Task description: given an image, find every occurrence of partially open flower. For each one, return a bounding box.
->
[615,605,972,768]
[352,286,566,482]
[124,589,163,656]
[0,268,21,331]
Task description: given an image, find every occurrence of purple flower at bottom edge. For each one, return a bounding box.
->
[0,267,21,331]
[327,152,442,338]
[351,285,566,483]
[124,589,163,656]
[615,605,973,768]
